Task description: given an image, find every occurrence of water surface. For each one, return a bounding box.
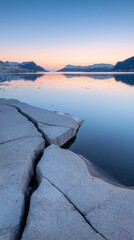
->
[1,73,134,186]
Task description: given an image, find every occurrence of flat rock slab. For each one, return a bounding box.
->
[2,98,133,240]
[23,144,134,240]
[0,137,45,240]
[37,123,76,146]
[22,179,104,240]
[0,109,41,144]
[0,98,83,239]
[0,98,82,146]
[0,103,14,112]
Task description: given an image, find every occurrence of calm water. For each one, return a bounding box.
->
[0,73,134,186]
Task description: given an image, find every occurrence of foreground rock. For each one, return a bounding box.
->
[22,179,104,240]
[1,98,133,240]
[0,137,44,240]
[0,98,82,146]
[0,99,82,239]
[22,145,134,240]
[0,107,41,144]
[0,102,45,239]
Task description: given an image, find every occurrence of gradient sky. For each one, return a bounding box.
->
[0,0,134,71]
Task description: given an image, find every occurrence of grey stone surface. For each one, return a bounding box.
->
[0,108,42,144]
[0,103,14,112]
[0,187,24,240]
[38,122,76,146]
[0,99,83,239]
[0,100,46,239]
[0,98,82,146]
[2,98,133,240]
[0,137,45,239]
[36,144,134,240]
[20,105,81,129]
[22,179,104,240]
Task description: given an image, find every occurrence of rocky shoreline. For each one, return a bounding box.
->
[0,99,134,240]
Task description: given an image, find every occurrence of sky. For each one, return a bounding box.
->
[0,0,134,71]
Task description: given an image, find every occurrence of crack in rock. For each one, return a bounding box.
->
[11,106,47,240]
[18,150,44,240]
[9,104,80,147]
[0,100,86,240]
[0,136,40,145]
[43,176,107,240]
[13,106,46,142]
[37,120,76,129]
[0,103,46,240]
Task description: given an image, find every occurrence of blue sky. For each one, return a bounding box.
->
[0,0,134,70]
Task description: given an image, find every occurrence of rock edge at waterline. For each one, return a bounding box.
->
[23,144,134,240]
[0,98,82,239]
[0,98,133,240]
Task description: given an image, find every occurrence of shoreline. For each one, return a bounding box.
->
[0,98,134,239]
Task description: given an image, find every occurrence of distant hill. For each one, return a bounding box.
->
[0,61,48,73]
[58,64,114,72]
[18,61,47,72]
[114,56,134,72]
[58,56,134,72]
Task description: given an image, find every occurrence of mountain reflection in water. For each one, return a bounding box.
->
[0,73,44,82]
[64,73,134,86]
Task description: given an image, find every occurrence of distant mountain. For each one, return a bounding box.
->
[114,56,134,72]
[58,64,114,72]
[18,61,47,72]
[0,61,48,73]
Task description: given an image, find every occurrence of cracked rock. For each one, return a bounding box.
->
[34,144,134,240]
[37,123,76,146]
[0,108,42,144]
[22,179,104,240]
[0,98,82,146]
[0,137,45,240]
[0,99,83,239]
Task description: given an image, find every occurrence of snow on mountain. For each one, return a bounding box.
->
[0,61,48,73]
[58,63,114,72]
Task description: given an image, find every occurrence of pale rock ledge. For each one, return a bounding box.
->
[1,98,133,240]
[0,98,82,146]
[22,145,134,240]
[0,98,82,239]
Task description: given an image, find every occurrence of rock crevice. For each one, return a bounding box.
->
[2,98,82,146]
[42,176,107,240]
[0,99,82,239]
[1,99,134,240]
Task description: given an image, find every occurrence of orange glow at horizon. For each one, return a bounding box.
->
[0,42,133,71]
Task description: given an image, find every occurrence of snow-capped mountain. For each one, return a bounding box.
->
[58,63,114,72]
[0,61,48,73]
